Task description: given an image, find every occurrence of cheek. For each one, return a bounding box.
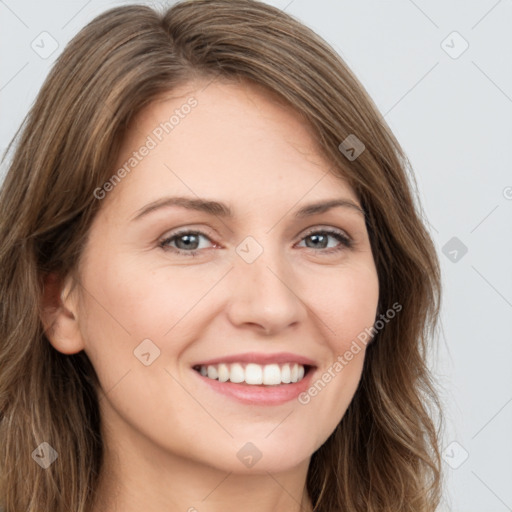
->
[290,259,378,416]
[308,261,380,346]
[76,252,228,381]
[80,250,218,336]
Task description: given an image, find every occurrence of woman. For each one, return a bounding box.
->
[0,1,443,511]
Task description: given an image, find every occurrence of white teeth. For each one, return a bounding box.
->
[245,363,263,385]
[196,362,308,386]
[218,363,229,382]
[262,364,281,385]
[230,363,244,383]
[207,365,218,379]
[281,364,291,383]
[291,363,298,383]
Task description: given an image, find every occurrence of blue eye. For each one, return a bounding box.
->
[159,228,352,257]
[159,230,213,256]
[297,229,352,254]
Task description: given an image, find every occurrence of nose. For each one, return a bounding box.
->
[225,245,307,335]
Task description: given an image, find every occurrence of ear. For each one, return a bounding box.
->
[40,272,85,355]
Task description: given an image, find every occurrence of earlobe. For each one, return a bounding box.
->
[40,272,85,355]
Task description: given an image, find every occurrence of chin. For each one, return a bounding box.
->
[200,435,315,475]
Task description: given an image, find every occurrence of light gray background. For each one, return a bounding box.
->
[1,1,511,511]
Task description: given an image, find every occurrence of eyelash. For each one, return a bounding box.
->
[158,227,353,257]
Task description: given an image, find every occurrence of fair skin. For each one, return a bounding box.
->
[43,78,379,512]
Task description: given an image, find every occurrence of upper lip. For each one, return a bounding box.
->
[192,352,317,367]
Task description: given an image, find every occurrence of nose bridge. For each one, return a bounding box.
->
[226,234,305,333]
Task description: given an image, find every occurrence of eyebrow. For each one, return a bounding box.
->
[131,195,365,221]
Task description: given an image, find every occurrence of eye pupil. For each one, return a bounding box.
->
[162,229,347,256]
[306,233,327,249]
[176,234,199,250]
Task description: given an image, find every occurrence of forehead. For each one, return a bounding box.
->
[103,78,358,216]
[128,77,321,155]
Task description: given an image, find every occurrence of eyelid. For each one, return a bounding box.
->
[158,224,353,257]
[295,226,353,252]
[158,224,351,243]
[158,228,218,250]
[158,224,219,243]
[299,225,352,242]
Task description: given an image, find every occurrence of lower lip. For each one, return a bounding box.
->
[193,368,315,405]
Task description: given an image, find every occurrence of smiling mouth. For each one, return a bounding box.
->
[192,362,313,386]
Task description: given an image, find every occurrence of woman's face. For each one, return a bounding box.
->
[64,79,379,475]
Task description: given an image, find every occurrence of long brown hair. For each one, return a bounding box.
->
[0,1,443,510]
